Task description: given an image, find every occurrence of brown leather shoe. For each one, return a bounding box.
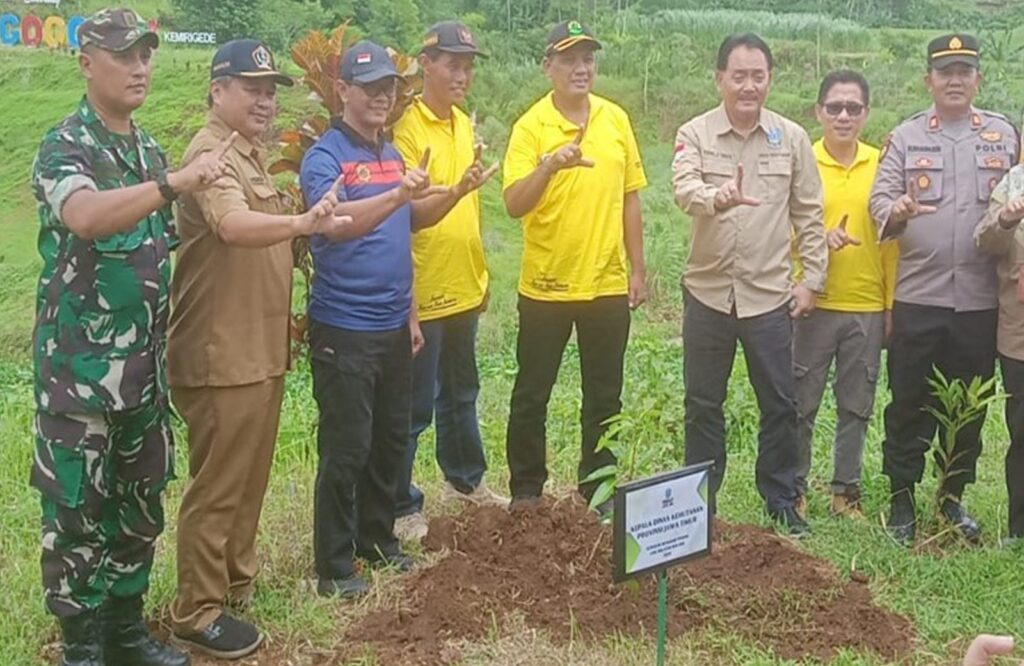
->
[830,489,865,520]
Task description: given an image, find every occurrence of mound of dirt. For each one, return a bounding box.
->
[348,497,915,665]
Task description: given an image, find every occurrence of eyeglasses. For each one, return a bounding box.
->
[823,102,865,117]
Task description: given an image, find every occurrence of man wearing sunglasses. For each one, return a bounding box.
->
[793,70,898,520]
[299,40,462,599]
[870,34,1018,546]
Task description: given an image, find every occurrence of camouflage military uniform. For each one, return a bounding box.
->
[30,95,177,617]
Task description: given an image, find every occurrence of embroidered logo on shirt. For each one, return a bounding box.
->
[981,131,1003,143]
[915,157,933,167]
[766,128,782,148]
[356,164,372,183]
[917,174,931,190]
[985,156,1005,169]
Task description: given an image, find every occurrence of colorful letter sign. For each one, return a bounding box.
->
[1,12,86,48]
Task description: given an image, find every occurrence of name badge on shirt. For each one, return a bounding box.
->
[767,128,782,148]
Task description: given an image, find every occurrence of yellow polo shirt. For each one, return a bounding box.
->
[392,97,488,321]
[503,92,647,302]
[796,140,898,312]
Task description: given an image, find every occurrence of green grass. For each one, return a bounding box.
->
[2,29,1024,665]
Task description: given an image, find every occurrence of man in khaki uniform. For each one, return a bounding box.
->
[975,164,1024,546]
[168,40,351,659]
[672,33,826,536]
[869,33,1017,545]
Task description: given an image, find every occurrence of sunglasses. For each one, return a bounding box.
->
[356,80,398,99]
[823,102,865,117]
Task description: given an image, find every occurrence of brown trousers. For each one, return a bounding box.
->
[169,377,285,633]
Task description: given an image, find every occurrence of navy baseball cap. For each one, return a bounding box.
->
[210,39,293,86]
[340,40,403,84]
[421,21,487,57]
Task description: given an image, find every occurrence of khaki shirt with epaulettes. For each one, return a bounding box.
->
[869,105,1019,312]
[168,114,293,388]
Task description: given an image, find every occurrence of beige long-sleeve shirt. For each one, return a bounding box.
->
[672,104,826,318]
[975,164,1024,360]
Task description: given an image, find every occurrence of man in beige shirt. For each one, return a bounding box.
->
[672,33,827,536]
[975,163,1024,546]
[167,39,354,659]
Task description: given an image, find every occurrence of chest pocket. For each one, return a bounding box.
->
[757,156,792,203]
[703,158,734,187]
[248,179,283,214]
[976,154,1010,203]
[905,154,943,203]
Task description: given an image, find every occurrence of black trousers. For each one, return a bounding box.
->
[309,320,411,580]
[682,290,798,512]
[506,295,630,499]
[883,302,996,494]
[999,354,1024,537]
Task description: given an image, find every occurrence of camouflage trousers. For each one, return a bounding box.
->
[31,401,174,618]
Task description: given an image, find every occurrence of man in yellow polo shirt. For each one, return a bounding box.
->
[391,21,504,540]
[502,20,647,508]
[793,70,897,518]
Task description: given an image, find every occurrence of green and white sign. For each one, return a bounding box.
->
[613,462,712,582]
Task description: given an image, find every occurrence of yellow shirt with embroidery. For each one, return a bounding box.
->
[796,140,898,312]
[392,97,488,321]
[503,92,647,302]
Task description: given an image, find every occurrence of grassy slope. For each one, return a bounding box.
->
[1,39,1023,665]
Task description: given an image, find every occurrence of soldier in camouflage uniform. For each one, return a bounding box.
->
[30,8,230,666]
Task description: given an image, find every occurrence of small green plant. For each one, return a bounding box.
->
[581,411,665,516]
[924,367,1004,520]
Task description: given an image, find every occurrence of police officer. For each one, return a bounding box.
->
[29,7,227,666]
[869,33,1018,545]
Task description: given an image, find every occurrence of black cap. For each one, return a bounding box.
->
[340,40,404,84]
[928,33,980,69]
[78,8,158,52]
[545,20,601,56]
[210,39,293,86]
[421,21,487,57]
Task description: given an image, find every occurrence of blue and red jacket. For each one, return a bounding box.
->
[300,119,412,332]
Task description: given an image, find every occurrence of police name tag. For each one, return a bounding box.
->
[612,462,713,582]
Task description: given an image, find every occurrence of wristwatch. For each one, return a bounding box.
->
[155,170,178,203]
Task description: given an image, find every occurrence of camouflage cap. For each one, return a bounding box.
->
[78,8,158,52]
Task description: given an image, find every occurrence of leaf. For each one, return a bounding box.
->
[281,143,306,163]
[279,130,303,145]
[580,464,618,485]
[589,480,615,511]
[268,159,301,175]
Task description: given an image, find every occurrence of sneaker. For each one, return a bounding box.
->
[394,512,429,542]
[887,488,916,547]
[317,574,370,599]
[830,490,865,520]
[173,612,263,659]
[794,495,808,520]
[442,480,509,507]
[769,506,811,539]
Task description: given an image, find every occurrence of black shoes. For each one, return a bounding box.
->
[58,609,103,666]
[317,574,370,599]
[509,494,541,510]
[172,612,263,660]
[887,488,917,546]
[769,506,811,538]
[940,498,982,544]
[102,595,190,666]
